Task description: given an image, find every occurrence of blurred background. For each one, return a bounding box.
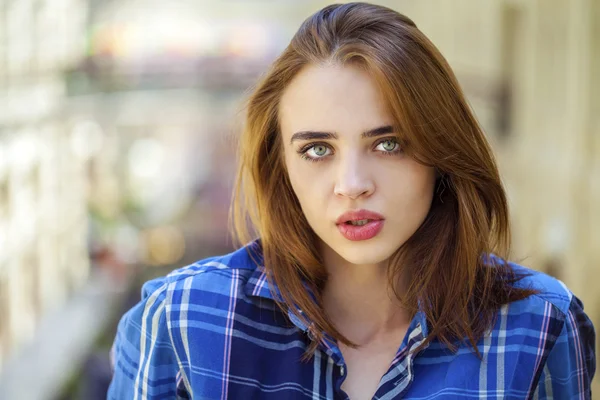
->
[0,0,597,398]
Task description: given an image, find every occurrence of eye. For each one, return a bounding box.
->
[298,143,332,162]
[309,144,330,157]
[375,138,401,153]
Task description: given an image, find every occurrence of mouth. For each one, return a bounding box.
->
[335,209,385,241]
[343,219,376,226]
[335,209,385,226]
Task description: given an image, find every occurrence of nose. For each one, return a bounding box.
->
[333,154,375,200]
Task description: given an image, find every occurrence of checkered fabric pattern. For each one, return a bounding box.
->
[108,239,595,399]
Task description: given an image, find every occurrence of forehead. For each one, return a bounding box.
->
[278,64,392,136]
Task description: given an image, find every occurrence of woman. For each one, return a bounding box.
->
[108,3,595,399]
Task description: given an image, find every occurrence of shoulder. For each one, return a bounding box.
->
[497,259,591,340]
[468,258,596,397]
[495,260,597,397]
[108,241,267,398]
[139,240,266,309]
[482,256,594,354]
[479,257,589,344]
[504,260,573,317]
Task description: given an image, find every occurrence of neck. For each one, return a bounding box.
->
[320,243,410,346]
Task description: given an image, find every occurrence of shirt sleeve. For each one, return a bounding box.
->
[107,277,183,399]
[533,294,596,399]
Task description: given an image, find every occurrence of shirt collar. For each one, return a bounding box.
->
[244,259,314,331]
[241,238,278,300]
[243,238,316,305]
[245,264,280,300]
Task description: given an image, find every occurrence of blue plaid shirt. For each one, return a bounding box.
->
[108,239,595,399]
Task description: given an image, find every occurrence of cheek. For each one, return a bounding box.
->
[285,162,329,218]
[412,167,436,194]
[414,169,437,207]
[390,166,436,205]
[285,158,315,204]
[289,171,320,206]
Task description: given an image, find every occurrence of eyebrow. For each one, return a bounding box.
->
[289,125,395,145]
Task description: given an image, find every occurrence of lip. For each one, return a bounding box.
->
[335,209,385,225]
[337,220,384,241]
[335,209,385,241]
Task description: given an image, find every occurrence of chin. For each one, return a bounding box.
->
[329,239,401,266]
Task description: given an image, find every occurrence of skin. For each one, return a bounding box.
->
[279,63,436,399]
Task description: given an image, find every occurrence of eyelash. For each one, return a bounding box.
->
[297,138,403,163]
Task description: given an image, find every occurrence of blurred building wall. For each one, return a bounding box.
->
[0,0,91,370]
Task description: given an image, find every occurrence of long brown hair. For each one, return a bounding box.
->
[230,2,536,357]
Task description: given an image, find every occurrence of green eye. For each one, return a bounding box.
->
[313,145,328,156]
[380,140,398,152]
[297,143,331,162]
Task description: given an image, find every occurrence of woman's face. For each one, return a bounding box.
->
[279,64,436,267]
